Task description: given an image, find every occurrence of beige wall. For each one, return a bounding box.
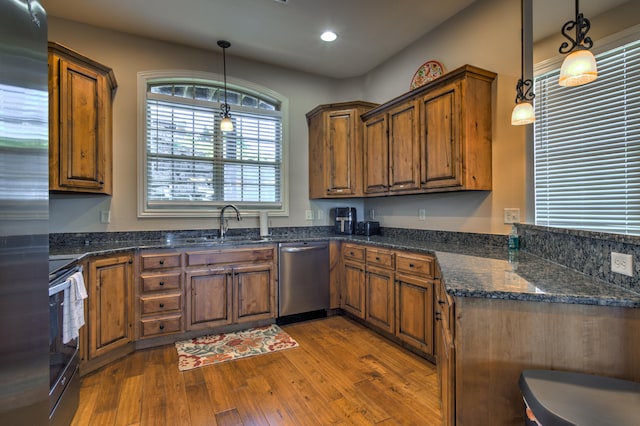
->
[48,17,365,233]
[362,0,525,234]
[47,0,638,235]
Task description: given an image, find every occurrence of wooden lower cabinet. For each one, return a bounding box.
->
[81,253,135,374]
[341,243,435,358]
[395,273,434,355]
[435,278,455,425]
[185,246,277,331]
[186,268,232,329]
[366,266,395,334]
[234,264,275,323]
[342,260,366,319]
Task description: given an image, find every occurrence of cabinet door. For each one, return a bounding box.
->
[326,109,357,196]
[186,268,233,330]
[366,265,395,334]
[389,101,420,192]
[342,260,366,319]
[438,313,456,426]
[420,81,462,190]
[49,51,113,194]
[88,254,133,359]
[363,114,389,194]
[395,273,434,355]
[234,263,276,323]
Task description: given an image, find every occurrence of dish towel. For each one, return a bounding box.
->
[62,271,88,344]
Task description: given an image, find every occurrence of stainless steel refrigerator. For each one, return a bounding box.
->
[0,1,49,424]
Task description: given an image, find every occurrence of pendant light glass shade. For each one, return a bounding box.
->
[220,116,233,132]
[511,102,535,126]
[558,49,598,87]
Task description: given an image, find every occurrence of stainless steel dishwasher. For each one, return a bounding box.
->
[278,241,329,320]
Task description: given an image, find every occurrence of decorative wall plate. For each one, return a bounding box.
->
[410,60,445,90]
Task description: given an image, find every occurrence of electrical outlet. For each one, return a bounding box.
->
[369,209,375,220]
[100,210,110,224]
[504,208,520,224]
[611,252,633,277]
[317,209,324,221]
[418,208,426,221]
[305,209,314,220]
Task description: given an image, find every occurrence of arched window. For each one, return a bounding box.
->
[137,70,287,217]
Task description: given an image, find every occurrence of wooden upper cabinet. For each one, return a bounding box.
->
[363,113,389,194]
[388,100,420,192]
[420,68,494,192]
[48,42,117,194]
[307,101,377,199]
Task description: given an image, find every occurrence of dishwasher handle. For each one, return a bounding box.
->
[280,244,328,253]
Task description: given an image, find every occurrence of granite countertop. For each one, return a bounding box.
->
[50,233,640,309]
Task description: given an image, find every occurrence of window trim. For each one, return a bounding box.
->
[137,70,289,218]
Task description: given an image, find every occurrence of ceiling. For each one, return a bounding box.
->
[41,0,629,79]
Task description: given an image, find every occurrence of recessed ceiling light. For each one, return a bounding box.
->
[320,31,337,42]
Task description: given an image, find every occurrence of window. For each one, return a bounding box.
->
[534,35,640,235]
[137,71,287,217]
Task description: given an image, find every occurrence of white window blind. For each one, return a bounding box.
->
[142,80,283,215]
[534,38,640,235]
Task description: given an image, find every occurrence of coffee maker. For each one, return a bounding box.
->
[333,207,356,235]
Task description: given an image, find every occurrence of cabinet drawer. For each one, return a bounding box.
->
[141,272,181,292]
[140,293,182,315]
[366,249,394,269]
[141,253,181,270]
[396,253,434,278]
[140,315,182,337]
[186,247,274,266]
[343,244,365,262]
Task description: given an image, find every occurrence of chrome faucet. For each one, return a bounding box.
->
[219,204,241,239]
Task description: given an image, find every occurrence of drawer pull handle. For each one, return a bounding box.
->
[409,263,414,268]
[159,303,165,308]
[159,281,165,286]
[159,260,165,265]
[375,257,380,261]
[159,324,164,330]
[438,300,445,306]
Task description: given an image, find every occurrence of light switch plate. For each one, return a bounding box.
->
[100,210,110,224]
[305,209,314,220]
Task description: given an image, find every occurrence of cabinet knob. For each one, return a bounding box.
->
[159,281,165,286]
[159,260,165,265]
[375,257,380,261]
[99,181,104,185]
[438,300,445,306]
[350,251,354,256]
[409,263,414,268]
[435,312,442,321]
[159,324,164,330]
[159,303,164,308]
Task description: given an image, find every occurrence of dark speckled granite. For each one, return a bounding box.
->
[49,226,640,309]
[517,224,640,294]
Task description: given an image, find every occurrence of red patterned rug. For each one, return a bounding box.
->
[175,324,299,371]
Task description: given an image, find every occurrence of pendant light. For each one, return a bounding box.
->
[217,40,233,132]
[511,0,535,126]
[558,0,597,87]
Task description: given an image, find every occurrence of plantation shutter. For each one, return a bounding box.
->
[534,39,640,235]
[145,85,282,210]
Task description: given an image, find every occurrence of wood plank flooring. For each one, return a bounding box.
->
[72,315,443,425]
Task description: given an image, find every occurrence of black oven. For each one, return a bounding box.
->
[48,262,82,426]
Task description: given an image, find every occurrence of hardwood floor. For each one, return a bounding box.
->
[72,316,443,425]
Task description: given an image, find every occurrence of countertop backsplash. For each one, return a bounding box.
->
[517,224,640,294]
